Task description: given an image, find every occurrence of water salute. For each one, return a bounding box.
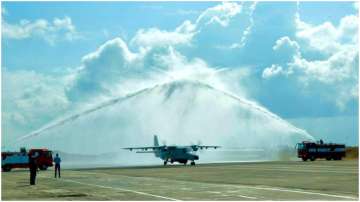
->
[1,1,358,201]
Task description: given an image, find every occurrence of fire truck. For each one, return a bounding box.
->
[2,148,53,172]
[296,141,346,161]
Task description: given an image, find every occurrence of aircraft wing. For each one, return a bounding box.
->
[190,145,221,151]
[197,145,220,149]
[123,146,164,151]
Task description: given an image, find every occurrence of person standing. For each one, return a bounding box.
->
[29,152,38,185]
[54,153,61,178]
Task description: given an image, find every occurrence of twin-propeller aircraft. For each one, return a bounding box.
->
[124,135,220,166]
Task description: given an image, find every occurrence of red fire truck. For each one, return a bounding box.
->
[2,148,53,172]
[296,141,346,161]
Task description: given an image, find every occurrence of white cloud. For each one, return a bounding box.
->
[2,70,70,140]
[262,64,284,79]
[130,2,255,49]
[335,83,358,110]
[66,38,140,101]
[82,37,137,63]
[129,11,200,48]
[290,45,357,84]
[273,36,300,61]
[2,16,81,44]
[265,13,358,110]
[292,14,358,85]
[338,15,358,43]
[66,35,236,103]
[196,2,242,27]
[293,44,356,110]
[65,6,260,103]
[295,13,358,55]
[131,26,195,48]
[228,2,257,49]
[273,36,299,52]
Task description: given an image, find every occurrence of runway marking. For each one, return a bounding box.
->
[207,191,257,200]
[237,194,257,199]
[227,184,358,200]
[207,191,221,194]
[275,166,356,170]
[65,170,357,200]
[69,171,262,200]
[218,167,357,174]
[57,178,180,201]
[230,165,358,170]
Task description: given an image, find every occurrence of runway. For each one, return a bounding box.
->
[2,160,358,200]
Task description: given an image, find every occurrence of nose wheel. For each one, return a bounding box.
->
[164,161,167,165]
[190,161,195,166]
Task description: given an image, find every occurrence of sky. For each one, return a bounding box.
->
[1,1,359,148]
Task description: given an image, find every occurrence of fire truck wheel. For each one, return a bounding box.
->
[310,156,316,161]
[333,156,341,160]
[326,157,331,161]
[39,165,48,170]
[2,165,11,172]
[302,157,308,161]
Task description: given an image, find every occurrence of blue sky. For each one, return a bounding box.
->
[2,1,359,146]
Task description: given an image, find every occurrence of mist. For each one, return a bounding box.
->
[15,79,314,167]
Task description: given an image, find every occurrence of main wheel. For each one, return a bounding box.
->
[333,156,341,160]
[190,162,195,166]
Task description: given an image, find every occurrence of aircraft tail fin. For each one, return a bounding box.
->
[154,135,159,147]
[154,135,160,157]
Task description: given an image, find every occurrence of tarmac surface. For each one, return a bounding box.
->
[1,160,358,200]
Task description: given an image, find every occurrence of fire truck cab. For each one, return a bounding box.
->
[296,141,346,161]
[2,148,53,172]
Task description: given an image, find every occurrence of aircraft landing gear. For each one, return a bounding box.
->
[164,161,167,166]
[191,161,195,166]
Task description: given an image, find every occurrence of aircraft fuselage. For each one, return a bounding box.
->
[158,146,199,164]
[124,135,220,166]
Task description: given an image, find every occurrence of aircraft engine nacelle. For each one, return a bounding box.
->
[191,145,198,151]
